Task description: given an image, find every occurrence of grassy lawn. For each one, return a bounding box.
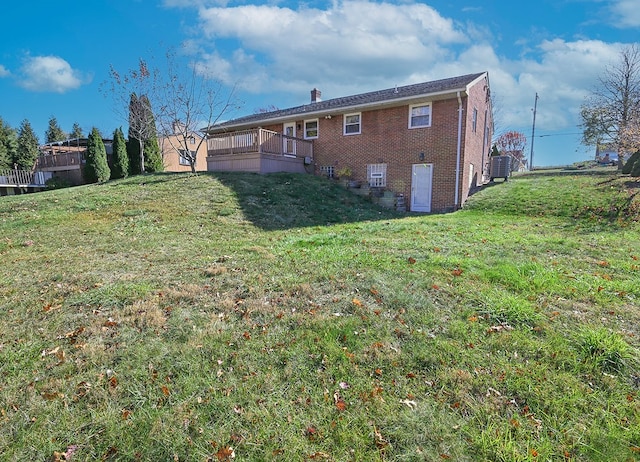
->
[0,168,638,461]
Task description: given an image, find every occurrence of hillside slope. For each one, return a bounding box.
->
[0,170,638,461]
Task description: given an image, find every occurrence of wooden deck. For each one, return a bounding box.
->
[207,129,313,174]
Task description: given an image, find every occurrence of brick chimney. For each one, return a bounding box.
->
[311,88,321,103]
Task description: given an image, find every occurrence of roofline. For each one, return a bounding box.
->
[207,72,488,133]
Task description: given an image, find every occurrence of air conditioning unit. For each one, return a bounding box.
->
[304,157,312,165]
[489,156,511,181]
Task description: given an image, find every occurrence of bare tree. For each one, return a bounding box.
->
[580,44,640,166]
[103,59,159,173]
[154,50,239,174]
[495,131,528,171]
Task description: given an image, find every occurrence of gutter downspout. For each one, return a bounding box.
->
[454,91,463,209]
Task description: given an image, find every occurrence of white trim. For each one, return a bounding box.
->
[343,112,361,135]
[367,163,387,187]
[411,163,433,212]
[283,122,296,156]
[304,119,319,139]
[408,103,432,129]
[455,92,463,208]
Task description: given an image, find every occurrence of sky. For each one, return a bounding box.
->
[1,0,638,167]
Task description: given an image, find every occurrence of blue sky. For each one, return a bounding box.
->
[1,0,638,167]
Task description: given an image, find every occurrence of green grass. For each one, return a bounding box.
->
[0,169,639,461]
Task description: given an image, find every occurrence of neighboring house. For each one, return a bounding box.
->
[38,138,113,185]
[160,131,209,172]
[595,144,619,166]
[204,72,493,212]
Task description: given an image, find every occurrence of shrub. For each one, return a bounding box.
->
[44,176,72,190]
[622,150,640,175]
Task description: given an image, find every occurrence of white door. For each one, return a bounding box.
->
[411,163,433,212]
[283,123,296,156]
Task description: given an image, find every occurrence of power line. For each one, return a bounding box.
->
[537,132,583,138]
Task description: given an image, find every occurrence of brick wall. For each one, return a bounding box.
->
[258,78,492,212]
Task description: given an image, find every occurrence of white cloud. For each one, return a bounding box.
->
[610,0,640,28]
[18,55,89,93]
[0,65,10,77]
[173,0,630,144]
[196,1,468,93]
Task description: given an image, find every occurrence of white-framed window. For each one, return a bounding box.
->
[304,119,319,139]
[189,136,196,144]
[319,165,335,179]
[367,163,387,187]
[179,149,196,166]
[343,113,361,135]
[409,103,431,128]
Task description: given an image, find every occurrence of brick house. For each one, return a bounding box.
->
[204,72,493,212]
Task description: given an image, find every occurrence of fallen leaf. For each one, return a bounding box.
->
[42,392,64,401]
[400,399,417,410]
[408,257,416,264]
[333,391,347,411]
[161,385,170,396]
[215,446,235,461]
[352,298,363,307]
[373,425,388,450]
[451,268,463,277]
[309,452,330,459]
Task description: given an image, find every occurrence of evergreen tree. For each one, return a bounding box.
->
[15,119,40,170]
[622,150,640,175]
[84,127,111,183]
[111,127,129,179]
[126,94,163,174]
[143,136,163,172]
[70,122,84,139]
[0,118,18,170]
[45,116,67,143]
[631,153,640,177]
[127,134,142,175]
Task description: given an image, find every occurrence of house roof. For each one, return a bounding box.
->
[206,72,488,133]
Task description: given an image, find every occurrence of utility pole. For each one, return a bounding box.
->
[529,93,538,171]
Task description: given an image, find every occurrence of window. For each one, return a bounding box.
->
[179,149,196,166]
[472,108,478,133]
[189,136,196,144]
[319,165,335,179]
[304,119,319,139]
[409,103,431,128]
[343,113,361,135]
[367,163,387,187]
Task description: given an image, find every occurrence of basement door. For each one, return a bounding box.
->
[283,123,296,156]
[411,163,433,212]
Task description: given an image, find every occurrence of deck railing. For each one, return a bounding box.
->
[207,128,313,159]
[0,169,50,187]
[36,152,84,169]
